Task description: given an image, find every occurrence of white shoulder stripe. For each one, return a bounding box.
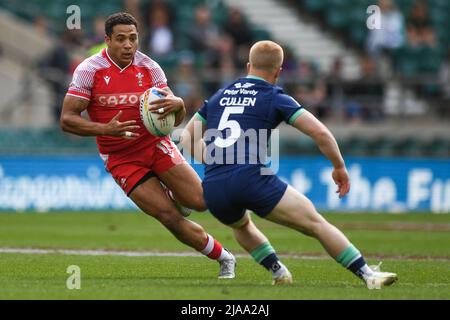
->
[66,93,90,101]
[68,53,110,95]
[78,53,110,73]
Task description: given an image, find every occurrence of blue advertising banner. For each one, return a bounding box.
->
[0,156,448,212]
[277,157,450,213]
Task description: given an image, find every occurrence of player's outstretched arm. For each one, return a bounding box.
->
[291,110,350,198]
[60,95,140,139]
[180,116,206,164]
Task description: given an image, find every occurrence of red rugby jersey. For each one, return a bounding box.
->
[66,48,168,154]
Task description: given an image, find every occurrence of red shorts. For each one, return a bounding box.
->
[102,137,186,195]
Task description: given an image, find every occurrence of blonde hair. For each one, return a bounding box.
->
[249,41,284,72]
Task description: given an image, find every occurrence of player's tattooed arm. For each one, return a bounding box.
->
[60,95,140,139]
[149,87,186,126]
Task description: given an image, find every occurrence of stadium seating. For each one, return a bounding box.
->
[0,0,447,159]
[368,137,397,157]
[0,0,270,73]
[297,0,450,75]
[424,138,450,157]
[279,136,318,155]
[0,128,97,154]
[0,127,447,158]
[0,0,124,33]
[341,136,372,157]
[395,137,427,157]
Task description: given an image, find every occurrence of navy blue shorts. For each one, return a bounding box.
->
[202,166,288,225]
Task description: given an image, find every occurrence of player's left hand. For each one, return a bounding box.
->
[148,88,185,119]
[332,167,350,198]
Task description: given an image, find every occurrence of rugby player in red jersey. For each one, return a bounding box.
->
[60,12,235,278]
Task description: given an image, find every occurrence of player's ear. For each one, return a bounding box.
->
[246,62,251,73]
[274,67,282,80]
[104,35,111,45]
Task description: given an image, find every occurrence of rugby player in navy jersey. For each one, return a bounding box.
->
[181,41,397,288]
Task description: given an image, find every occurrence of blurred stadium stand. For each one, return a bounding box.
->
[0,0,448,157]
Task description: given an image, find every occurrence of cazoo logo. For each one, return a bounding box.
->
[95,93,143,107]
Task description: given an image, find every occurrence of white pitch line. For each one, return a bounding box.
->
[0,248,324,259]
[0,248,201,257]
[0,247,448,261]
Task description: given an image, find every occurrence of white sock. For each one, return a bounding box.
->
[359,264,375,280]
[200,234,233,262]
[218,248,234,262]
[272,261,289,278]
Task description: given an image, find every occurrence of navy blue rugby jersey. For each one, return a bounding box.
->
[196,76,305,178]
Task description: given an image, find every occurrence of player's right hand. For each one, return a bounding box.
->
[103,111,140,140]
[332,167,350,198]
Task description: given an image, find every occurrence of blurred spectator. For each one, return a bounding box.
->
[145,3,174,57]
[123,0,144,30]
[172,51,205,117]
[299,61,319,79]
[325,57,346,120]
[360,54,379,80]
[289,56,327,119]
[345,55,384,121]
[440,49,450,100]
[406,0,437,48]
[329,57,344,81]
[188,5,220,57]
[39,31,75,123]
[223,7,254,68]
[33,15,50,37]
[90,16,107,46]
[280,46,299,80]
[293,80,328,119]
[223,7,253,47]
[208,34,238,88]
[86,16,107,56]
[366,0,405,56]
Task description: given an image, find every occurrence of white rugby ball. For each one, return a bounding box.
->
[139,88,175,137]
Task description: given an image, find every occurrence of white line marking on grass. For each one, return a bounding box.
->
[0,248,201,257]
[0,247,448,261]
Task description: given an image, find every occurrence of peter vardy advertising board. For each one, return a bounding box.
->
[0,156,448,213]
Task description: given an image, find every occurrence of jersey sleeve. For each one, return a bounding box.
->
[66,61,95,101]
[195,101,208,124]
[273,93,306,125]
[149,62,168,89]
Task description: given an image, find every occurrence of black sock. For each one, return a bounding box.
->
[260,253,282,273]
[347,256,367,279]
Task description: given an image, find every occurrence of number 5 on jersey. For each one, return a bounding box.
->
[214,107,245,148]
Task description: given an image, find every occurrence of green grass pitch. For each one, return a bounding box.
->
[0,212,449,300]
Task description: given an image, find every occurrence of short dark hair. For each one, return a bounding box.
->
[105,12,138,37]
